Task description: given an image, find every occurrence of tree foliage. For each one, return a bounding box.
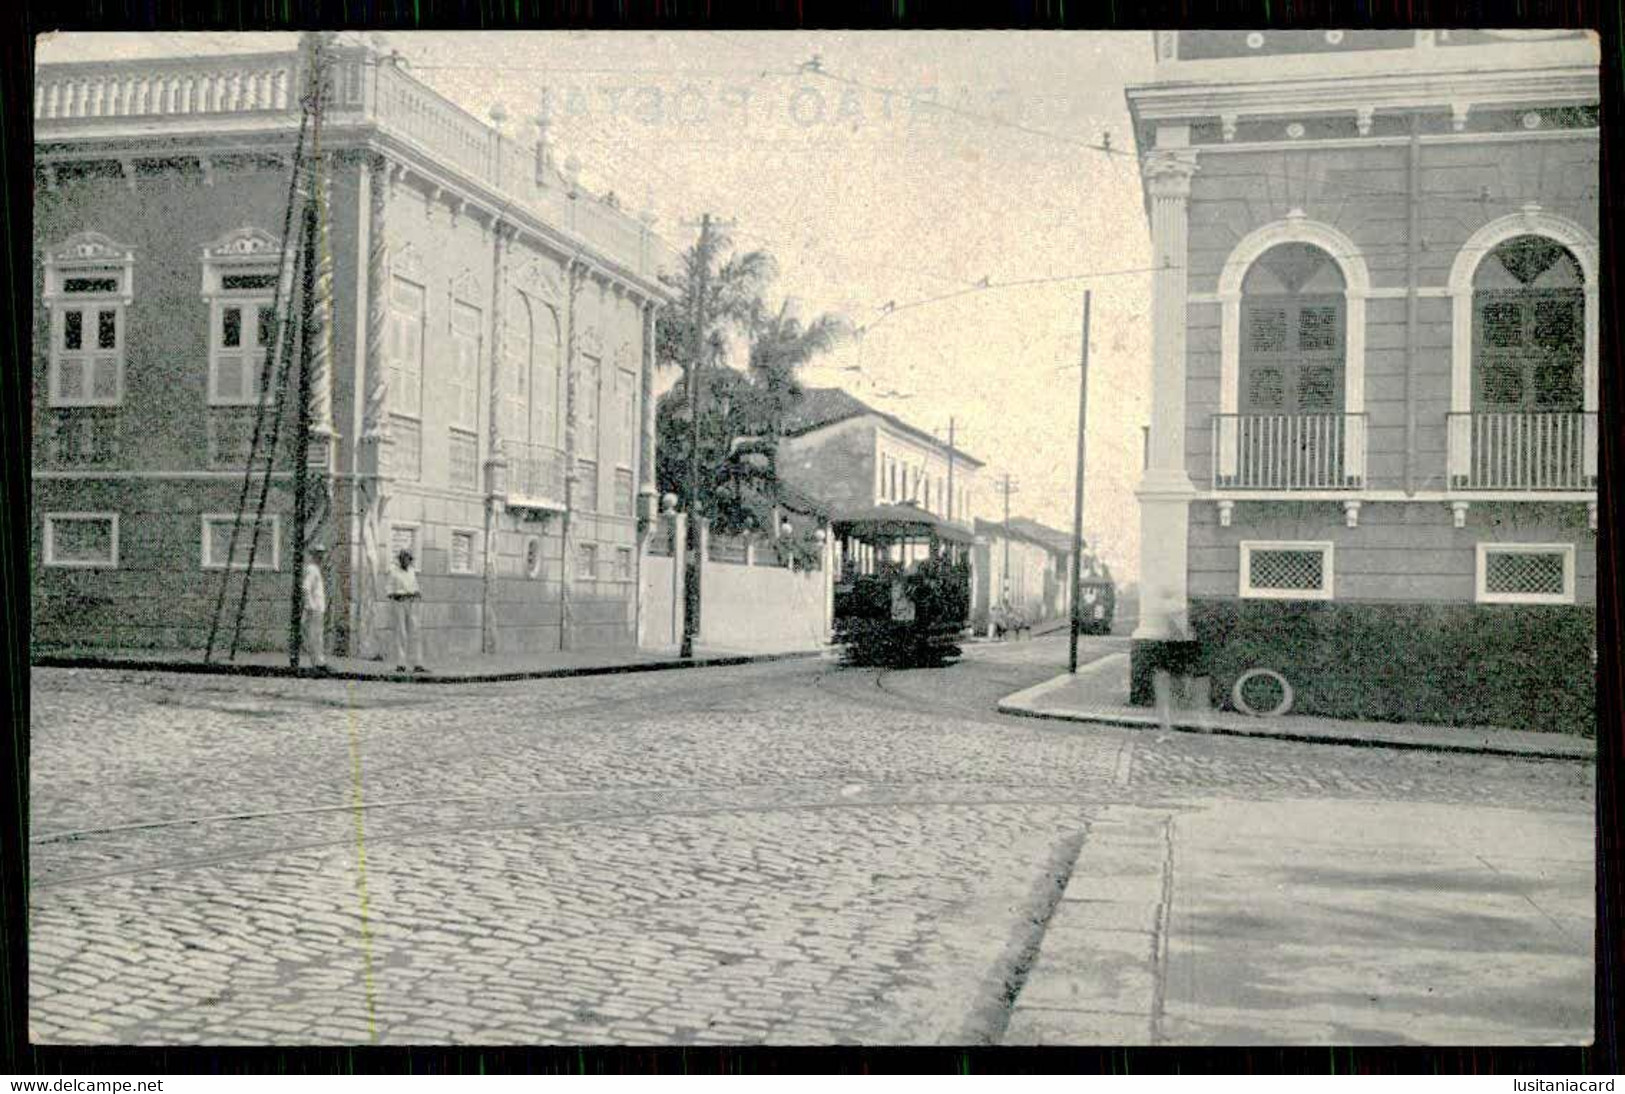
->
[655,221,848,539]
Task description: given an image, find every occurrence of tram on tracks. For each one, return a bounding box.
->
[831,503,973,666]
[1075,563,1117,636]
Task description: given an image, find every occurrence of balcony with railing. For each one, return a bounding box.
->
[35,47,674,281]
[1447,411,1597,493]
[1210,413,1367,491]
[503,439,568,511]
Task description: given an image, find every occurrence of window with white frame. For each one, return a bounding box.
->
[201,514,281,571]
[43,512,119,568]
[201,228,283,407]
[448,299,481,491]
[1476,543,1575,604]
[449,300,482,432]
[576,541,598,581]
[388,278,426,420]
[449,529,477,575]
[1239,540,1334,600]
[44,232,135,408]
[616,368,637,469]
[616,546,634,581]
[578,356,601,463]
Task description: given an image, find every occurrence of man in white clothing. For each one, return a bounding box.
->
[301,545,329,672]
[388,548,427,674]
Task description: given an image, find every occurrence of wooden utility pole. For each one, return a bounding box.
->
[288,33,328,670]
[994,473,1018,607]
[680,213,713,659]
[1069,291,1092,674]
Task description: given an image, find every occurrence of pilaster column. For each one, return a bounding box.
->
[485,222,515,498]
[355,151,394,659]
[1132,139,1201,687]
[559,256,586,650]
[637,301,660,536]
[481,220,515,655]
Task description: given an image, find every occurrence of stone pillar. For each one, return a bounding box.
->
[1130,135,1201,704]
[481,221,514,655]
[693,517,710,643]
[669,511,688,649]
[634,301,660,648]
[354,152,394,660]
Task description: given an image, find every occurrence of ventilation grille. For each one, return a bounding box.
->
[1485,550,1565,596]
[1248,548,1326,591]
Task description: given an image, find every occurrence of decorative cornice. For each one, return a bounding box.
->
[1128,65,1597,127]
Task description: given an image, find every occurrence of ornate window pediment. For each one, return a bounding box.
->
[202,226,282,262]
[48,231,133,266]
[513,255,564,304]
[44,231,135,304]
[449,267,485,304]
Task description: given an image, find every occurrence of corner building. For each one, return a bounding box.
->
[32,44,677,658]
[1125,30,1598,731]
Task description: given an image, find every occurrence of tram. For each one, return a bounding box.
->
[831,503,974,666]
[1075,562,1117,636]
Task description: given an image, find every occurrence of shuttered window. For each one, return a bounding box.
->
[388,279,426,419]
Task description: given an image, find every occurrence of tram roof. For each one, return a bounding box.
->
[831,503,977,544]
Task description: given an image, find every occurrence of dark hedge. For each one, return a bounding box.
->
[1180,597,1595,735]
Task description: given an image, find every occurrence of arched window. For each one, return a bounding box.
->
[1448,212,1597,492]
[532,305,563,450]
[503,289,533,452]
[1229,243,1350,488]
[1472,235,1583,413]
[1216,215,1369,491]
[1239,243,1346,416]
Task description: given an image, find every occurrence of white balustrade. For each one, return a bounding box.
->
[1212,413,1364,491]
[1448,411,1593,491]
[37,50,667,277]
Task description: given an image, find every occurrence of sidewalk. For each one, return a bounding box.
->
[31,640,829,684]
[997,652,1594,761]
[1004,800,1594,1046]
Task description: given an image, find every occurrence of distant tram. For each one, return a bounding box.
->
[1075,564,1117,636]
[831,504,974,667]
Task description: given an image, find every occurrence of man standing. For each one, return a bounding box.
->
[302,545,329,672]
[389,548,428,675]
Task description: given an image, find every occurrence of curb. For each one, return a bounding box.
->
[997,665,1595,763]
[32,647,829,685]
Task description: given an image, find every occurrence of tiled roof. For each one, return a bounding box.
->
[782,387,984,468]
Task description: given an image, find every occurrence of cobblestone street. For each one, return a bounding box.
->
[29,637,1593,1045]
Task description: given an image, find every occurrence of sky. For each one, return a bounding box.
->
[39,31,1158,580]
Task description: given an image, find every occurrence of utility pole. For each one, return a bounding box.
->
[946,417,955,523]
[288,33,328,670]
[994,473,1019,608]
[680,213,713,659]
[1069,291,1092,674]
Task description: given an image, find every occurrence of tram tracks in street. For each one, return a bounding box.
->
[31,776,1111,891]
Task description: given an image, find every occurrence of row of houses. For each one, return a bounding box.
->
[30,40,1115,662]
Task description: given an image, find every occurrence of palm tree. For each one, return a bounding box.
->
[655,223,776,377]
[742,299,850,452]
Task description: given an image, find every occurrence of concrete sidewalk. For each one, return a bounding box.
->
[1004,800,1595,1046]
[31,641,829,684]
[998,653,1594,761]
